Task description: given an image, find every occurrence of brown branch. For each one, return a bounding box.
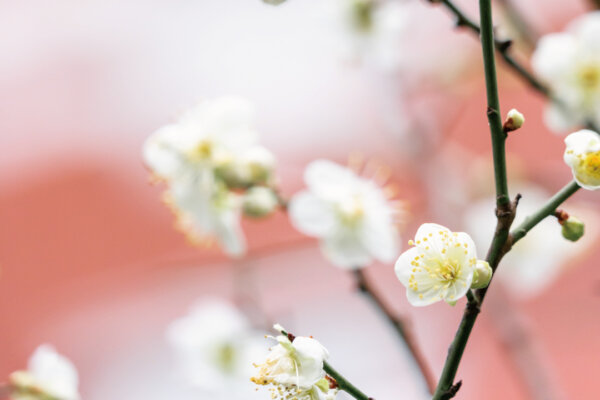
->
[353,269,436,394]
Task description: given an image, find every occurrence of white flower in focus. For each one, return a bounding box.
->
[289,160,400,269]
[252,329,335,400]
[464,186,596,299]
[329,0,408,71]
[395,223,481,306]
[143,96,263,256]
[167,299,266,396]
[10,345,80,400]
[532,12,600,132]
[563,129,600,190]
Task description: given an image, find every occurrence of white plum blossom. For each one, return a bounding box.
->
[166,299,266,398]
[464,185,596,299]
[395,223,485,306]
[328,0,408,71]
[532,12,600,132]
[563,129,600,190]
[144,96,277,256]
[10,345,80,400]
[251,327,336,400]
[289,160,400,269]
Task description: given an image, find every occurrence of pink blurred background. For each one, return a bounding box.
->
[1,0,599,399]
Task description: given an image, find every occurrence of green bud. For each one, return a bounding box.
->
[471,260,493,289]
[242,187,279,218]
[561,216,585,242]
[262,0,287,5]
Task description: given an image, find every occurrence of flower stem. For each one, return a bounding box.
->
[353,269,436,394]
[323,361,372,400]
[433,0,550,97]
[510,180,581,244]
[432,0,513,398]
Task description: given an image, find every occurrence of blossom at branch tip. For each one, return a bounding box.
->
[143,96,277,256]
[395,223,483,306]
[531,12,600,133]
[9,345,80,400]
[251,326,336,400]
[167,299,266,397]
[289,160,401,269]
[564,129,600,190]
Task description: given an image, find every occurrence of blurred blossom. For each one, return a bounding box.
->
[166,299,266,399]
[252,326,336,400]
[563,129,600,190]
[289,159,401,269]
[532,12,600,133]
[326,0,408,71]
[243,186,280,218]
[9,345,80,400]
[395,223,484,306]
[143,96,277,257]
[465,185,597,299]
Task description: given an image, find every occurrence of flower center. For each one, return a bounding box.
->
[351,0,374,32]
[437,259,461,284]
[214,342,236,373]
[337,197,365,226]
[577,64,600,92]
[187,140,213,162]
[582,151,600,179]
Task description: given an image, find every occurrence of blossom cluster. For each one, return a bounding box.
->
[144,96,278,257]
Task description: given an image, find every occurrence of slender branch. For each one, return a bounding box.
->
[353,269,436,394]
[431,0,550,96]
[510,180,580,244]
[323,361,373,400]
[496,0,539,49]
[433,180,581,399]
[488,286,566,400]
[433,0,514,398]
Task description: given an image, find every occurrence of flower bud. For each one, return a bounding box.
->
[243,146,276,185]
[561,216,585,242]
[503,109,525,133]
[216,147,276,189]
[243,187,279,218]
[471,260,493,289]
[262,0,287,5]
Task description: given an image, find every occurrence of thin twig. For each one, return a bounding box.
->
[487,286,566,400]
[430,0,600,133]
[496,0,539,49]
[509,180,581,244]
[432,0,549,96]
[353,269,436,394]
[432,0,518,397]
[324,361,373,400]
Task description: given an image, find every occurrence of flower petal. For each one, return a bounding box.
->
[289,192,337,237]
